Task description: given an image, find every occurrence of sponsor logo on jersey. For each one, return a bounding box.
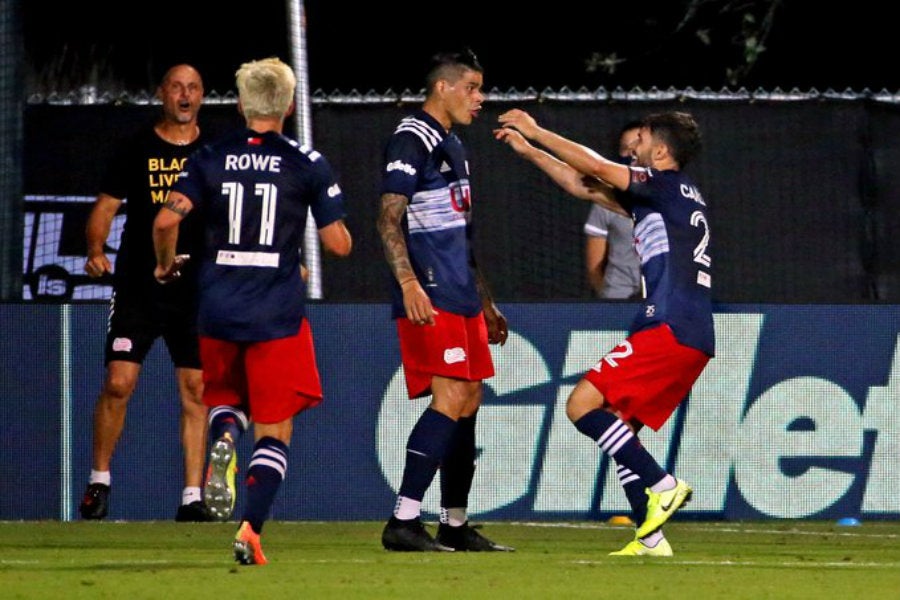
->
[386,160,416,176]
[327,183,341,197]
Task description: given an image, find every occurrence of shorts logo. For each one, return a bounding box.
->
[112,337,133,352]
[443,347,466,364]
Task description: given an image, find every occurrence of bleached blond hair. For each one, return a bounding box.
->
[235,57,296,119]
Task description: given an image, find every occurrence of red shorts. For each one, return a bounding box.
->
[583,324,709,431]
[396,310,495,399]
[199,318,323,424]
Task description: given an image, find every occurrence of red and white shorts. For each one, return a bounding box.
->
[396,310,495,399]
[583,324,709,431]
[200,318,323,424]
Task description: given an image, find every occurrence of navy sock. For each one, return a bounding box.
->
[573,409,666,488]
[616,465,648,525]
[440,414,477,509]
[208,405,248,443]
[241,436,288,534]
[398,408,458,501]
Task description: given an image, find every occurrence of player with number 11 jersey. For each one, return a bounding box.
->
[171,130,346,342]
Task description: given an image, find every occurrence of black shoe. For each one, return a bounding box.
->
[175,500,213,522]
[79,483,110,520]
[381,517,454,551]
[436,521,515,552]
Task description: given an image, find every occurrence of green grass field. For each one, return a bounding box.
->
[2,520,899,599]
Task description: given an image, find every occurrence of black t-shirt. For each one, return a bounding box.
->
[100,124,206,302]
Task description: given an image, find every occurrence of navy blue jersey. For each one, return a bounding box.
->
[381,109,481,318]
[172,128,346,341]
[623,167,715,356]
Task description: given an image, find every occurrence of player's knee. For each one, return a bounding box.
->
[566,383,602,423]
[102,375,136,402]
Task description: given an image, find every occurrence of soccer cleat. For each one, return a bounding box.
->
[635,478,693,538]
[204,437,237,521]
[79,483,110,520]
[233,521,267,565]
[175,500,212,522]
[609,537,673,557]
[436,522,515,552]
[381,517,454,551]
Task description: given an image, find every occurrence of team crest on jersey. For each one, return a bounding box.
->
[645,304,656,318]
[631,168,650,184]
[449,181,471,212]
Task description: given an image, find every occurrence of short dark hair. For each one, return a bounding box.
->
[425,48,483,92]
[642,111,702,168]
[612,119,643,152]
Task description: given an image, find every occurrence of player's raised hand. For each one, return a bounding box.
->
[497,109,539,138]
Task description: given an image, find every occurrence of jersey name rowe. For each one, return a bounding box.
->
[224,153,283,172]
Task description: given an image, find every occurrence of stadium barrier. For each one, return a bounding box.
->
[2,302,897,522]
[22,92,900,303]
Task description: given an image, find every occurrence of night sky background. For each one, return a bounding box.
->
[22,1,900,96]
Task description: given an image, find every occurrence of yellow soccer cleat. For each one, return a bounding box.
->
[233,521,268,565]
[204,436,237,521]
[609,537,673,557]
[635,478,693,538]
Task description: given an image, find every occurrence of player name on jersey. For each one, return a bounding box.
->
[224,153,283,173]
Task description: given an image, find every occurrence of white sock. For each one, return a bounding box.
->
[89,470,111,486]
[440,507,468,527]
[182,487,202,505]
[394,496,421,520]
[650,474,676,493]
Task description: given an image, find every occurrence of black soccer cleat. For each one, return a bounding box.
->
[175,500,213,522]
[436,521,515,552]
[79,483,110,520]
[381,516,454,552]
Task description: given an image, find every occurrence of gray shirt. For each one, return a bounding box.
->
[584,204,642,299]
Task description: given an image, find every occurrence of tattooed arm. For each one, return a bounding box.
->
[152,190,193,282]
[377,192,434,326]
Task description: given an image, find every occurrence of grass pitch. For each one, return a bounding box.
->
[1,520,899,599]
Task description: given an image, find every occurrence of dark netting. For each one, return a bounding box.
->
[0,3,24,299]
[19,90,900,303]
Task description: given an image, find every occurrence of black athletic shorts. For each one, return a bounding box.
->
[104,290,201,369]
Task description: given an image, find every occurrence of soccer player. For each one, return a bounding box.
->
[80,64,211,522]
[153,56,352,565]
[495,109,713,556]
[377,49,513,552]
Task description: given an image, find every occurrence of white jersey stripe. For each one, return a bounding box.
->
[634,212,669,264]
